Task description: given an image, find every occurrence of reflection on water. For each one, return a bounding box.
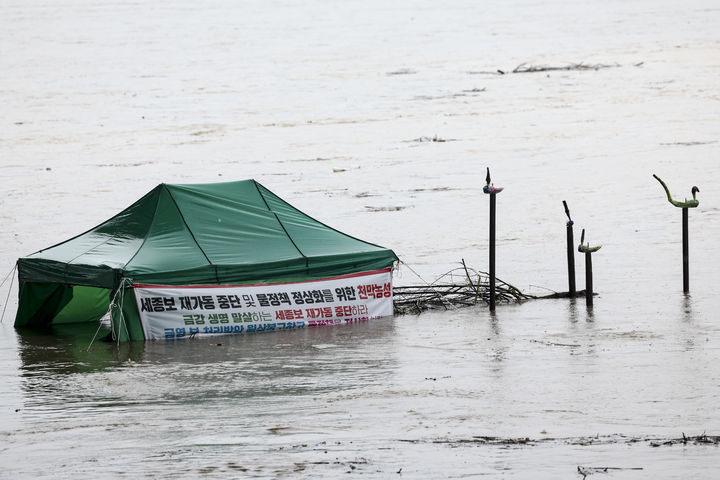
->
[17,324,144,376]
[567,297,579,324]
[16,320,399,410]
[682,294,693,323]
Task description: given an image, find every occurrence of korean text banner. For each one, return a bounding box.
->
[133,268,393,340]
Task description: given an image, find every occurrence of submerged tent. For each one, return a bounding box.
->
[14,180,398,341]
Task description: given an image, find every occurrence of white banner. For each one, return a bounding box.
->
[133,268,393,340]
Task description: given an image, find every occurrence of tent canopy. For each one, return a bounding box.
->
[15,180,398,332]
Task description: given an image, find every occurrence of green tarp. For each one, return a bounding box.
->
[14,179,398,340]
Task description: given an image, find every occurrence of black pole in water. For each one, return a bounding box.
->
[483,168,503,311]
[652,174,699,293]
[682,207,689,293]
[563,201,576,297]
[585,251,593,308]
[489,194,496,311]
[578,228,601,309]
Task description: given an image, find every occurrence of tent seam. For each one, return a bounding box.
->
[253,180,309,268]
[123,185,165,283]
[65,236,115,266]
[64,236,125,286]
[164,185,220,283]
[254,181,398,260]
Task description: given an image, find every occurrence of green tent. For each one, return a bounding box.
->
[14,180,398,341]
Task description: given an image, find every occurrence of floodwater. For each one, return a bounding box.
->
[2,0,720,477]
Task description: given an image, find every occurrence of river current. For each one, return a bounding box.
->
[1,0,720,478]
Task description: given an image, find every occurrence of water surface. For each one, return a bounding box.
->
[1,0,719,477]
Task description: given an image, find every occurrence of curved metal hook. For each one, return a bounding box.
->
[578,228,602,253]
[653,174,699,208]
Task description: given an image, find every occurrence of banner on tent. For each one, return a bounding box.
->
[133,268,393,340]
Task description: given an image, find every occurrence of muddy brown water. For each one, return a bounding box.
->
[2,0,720,477]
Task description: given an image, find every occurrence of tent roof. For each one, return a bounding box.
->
[18,180,398,289]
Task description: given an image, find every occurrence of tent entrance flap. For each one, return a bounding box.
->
[52,286,110,325]
[15,283,110,328]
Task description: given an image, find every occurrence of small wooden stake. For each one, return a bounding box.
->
[682,207,689,293]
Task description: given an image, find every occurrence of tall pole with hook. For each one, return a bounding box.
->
[653,174,699,293]
[483,168,503,311]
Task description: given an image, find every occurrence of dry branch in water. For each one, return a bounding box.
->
[403,432,720,448]
[393,260,533,314]
[512,62,618,73]
[577,466,643,479]
[469,62,620,75]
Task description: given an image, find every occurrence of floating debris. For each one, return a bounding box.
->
[401,432,720,447]
[659,140,717,147]
[189,129,215,136]
[511,62,619,73]
[393,260,532,314]
[386,68,417,76]
[468,62,620,75]
[412,88,486,100]
[409,135,454,143]
[578,466,644,479]
[365,205,407,212]
[409,186,456,193]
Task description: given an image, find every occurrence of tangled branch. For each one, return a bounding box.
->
[393,260,533,314]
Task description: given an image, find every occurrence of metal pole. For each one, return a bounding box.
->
[682,207,689,293]
[566,223,576,297]
[562,200,576,297]
[585,251,593,308]
[489,194,496,311]
[652,175,698,294]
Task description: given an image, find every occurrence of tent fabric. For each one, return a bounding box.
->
[51,286,110,325]
[14,179,398,338]
[14,282,74,328]
[17,180,398,288]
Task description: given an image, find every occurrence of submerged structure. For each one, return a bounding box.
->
[14,180,398,341]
